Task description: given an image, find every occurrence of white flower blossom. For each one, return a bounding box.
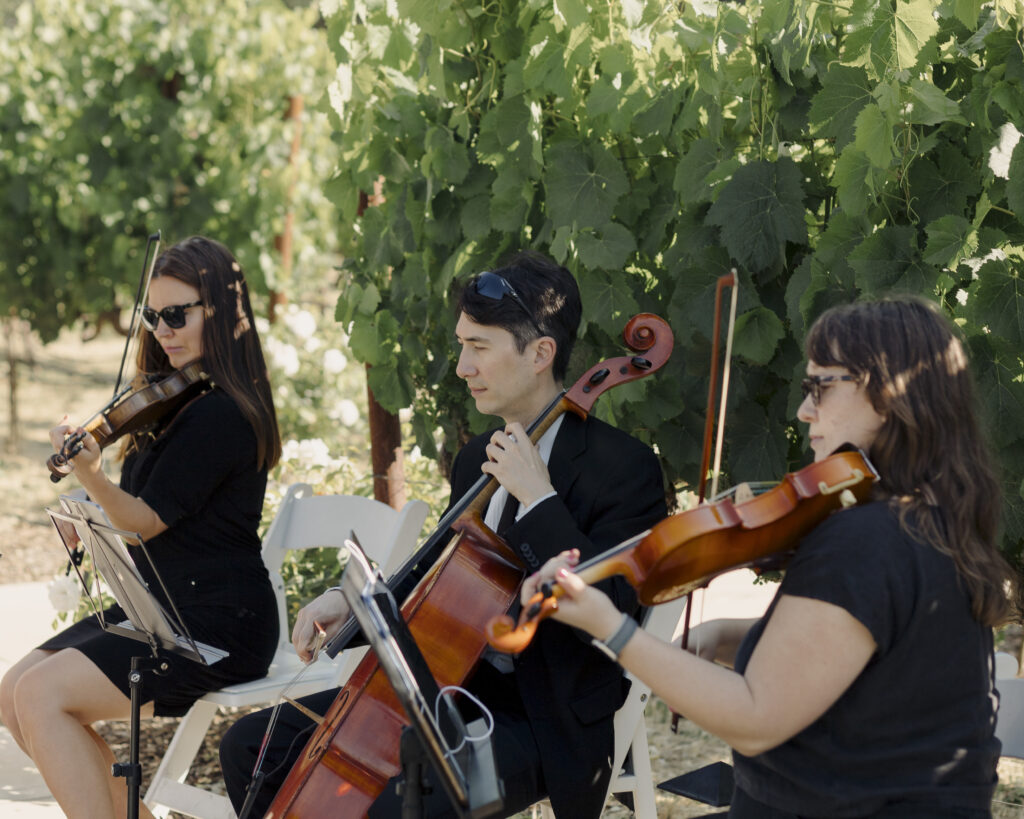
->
[323,348,348,375]
[284,307,317,341]
[47,575,81,613]
[281,438,337,469]
[332,399,360,427]
[989,123,1021,179]
[265,336,300,376]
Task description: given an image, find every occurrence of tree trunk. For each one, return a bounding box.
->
[269,94,305,323]
[5,316,19,454]
[366,366,406,510]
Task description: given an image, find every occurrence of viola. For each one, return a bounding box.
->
[266,313,674,819]
[485,447,879,655]
[46,361,210,483]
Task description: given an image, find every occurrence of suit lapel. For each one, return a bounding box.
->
[547,412,586,500]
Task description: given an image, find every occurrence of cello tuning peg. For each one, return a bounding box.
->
[630,356,652,370]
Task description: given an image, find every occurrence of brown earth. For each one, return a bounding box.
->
[1,328,1022,818]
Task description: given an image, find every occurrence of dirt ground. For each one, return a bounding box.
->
[2,327,1023,818]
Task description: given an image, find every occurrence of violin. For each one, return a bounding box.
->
[46,361,210,483]
[485,447,880,654]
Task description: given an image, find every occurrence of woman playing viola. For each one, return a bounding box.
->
[525,296,1022,818]
[0,236,282,819]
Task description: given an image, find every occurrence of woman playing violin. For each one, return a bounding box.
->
[0,236,282,819]
[526,296,1021,818]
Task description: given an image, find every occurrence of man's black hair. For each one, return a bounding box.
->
[456,250,582,383]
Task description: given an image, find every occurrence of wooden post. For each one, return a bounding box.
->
[366,366,406,509]
[270,94,304,323]
[357,177,404,509]
[4,316,18,454]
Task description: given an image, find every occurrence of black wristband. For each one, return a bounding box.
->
[591,613,638,662]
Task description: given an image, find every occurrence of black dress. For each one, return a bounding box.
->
[38,389,279,717]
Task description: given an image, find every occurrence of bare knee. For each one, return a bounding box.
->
[0,653,48,743]
[0,665,21,735]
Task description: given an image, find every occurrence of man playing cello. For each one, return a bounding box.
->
[219,250,668,817]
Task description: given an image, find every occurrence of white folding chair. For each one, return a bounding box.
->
[534,595,691,819]
[605,596,690,817]
[995,650,1024,760]
[144,482,429,819]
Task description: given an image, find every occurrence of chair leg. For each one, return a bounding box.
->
[626,718,657,819]
[144,698,220,817]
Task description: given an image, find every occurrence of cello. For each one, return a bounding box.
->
[266,313,673,818]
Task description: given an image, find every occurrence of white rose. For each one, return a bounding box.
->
[323,348,348,375]
[336,399,360,427]
[47,575,81,613]
[284,308,317,341]
[297,438,335,469]
[266,337,300,377]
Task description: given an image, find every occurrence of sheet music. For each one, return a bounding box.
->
[47,495,227,665]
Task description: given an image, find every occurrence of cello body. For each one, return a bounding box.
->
[266,514,521,818]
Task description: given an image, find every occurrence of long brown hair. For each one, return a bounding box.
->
[805,296,1019,626]
[134,236,281,471]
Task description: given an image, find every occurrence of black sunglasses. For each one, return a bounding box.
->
[801,374,858,406]
[473,271,544,336]
[141,300,203,332]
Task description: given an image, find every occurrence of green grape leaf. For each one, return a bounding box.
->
[705,158,807,273]
[732,306,786,365]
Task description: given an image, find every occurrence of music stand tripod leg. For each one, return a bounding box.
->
[398,725,432,819]
[112,654,171,819]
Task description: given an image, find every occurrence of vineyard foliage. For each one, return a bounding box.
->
[0,0,338,341]
[322,0,1024,561]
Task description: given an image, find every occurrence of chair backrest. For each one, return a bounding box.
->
[995,651,1024,760]
[260,483,430,655]
[610,595,690,774]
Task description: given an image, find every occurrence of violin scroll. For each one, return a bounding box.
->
[485,586,563,654]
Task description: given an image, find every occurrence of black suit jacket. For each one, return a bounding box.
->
[436,412,667,818]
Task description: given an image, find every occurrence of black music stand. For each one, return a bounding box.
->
[47,495,227,819]
[338,539,504,819]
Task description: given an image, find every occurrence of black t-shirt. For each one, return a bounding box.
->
[732,501,999,817]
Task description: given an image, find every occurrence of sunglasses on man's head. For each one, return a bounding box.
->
[800,374,858,406]
[141,301,202,332]
[473,271,544,336]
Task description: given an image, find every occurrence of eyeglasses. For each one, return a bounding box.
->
[801,374,858,407]
[141,301,203,332]
[473,271,544,336]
